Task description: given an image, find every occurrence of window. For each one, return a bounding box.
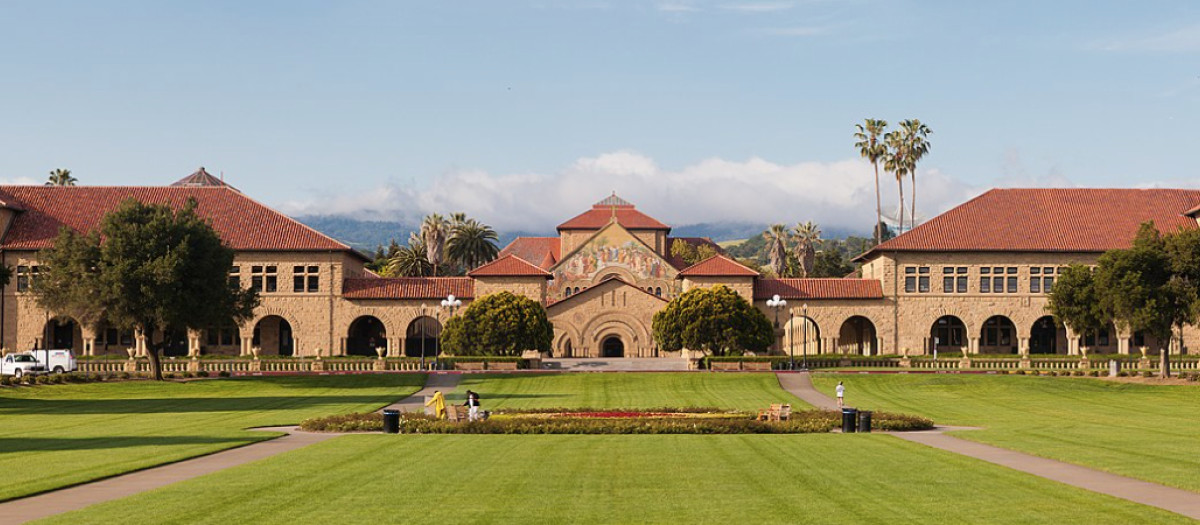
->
[992,276,1004,293]
[1044,277,1055,292]
[229,266,241,288]
[16,265,30,292]
[905,266,930,293]
[1031,278,1041,293]
[957,276,967,293]
[905,276,916,293]
[293,265,320,293]
[207,326,237,346]
[654,287,662,297]
[1031,267,1041,275]
[1098,328,1110,346]
[1007,276,1017,293]
[981,267,991,275]
[943,276,954,293]
[942,267,969,293]
[251,266,277,293]
[1006,267,1017,274]
[980,277,991,293]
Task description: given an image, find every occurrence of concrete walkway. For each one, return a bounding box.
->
[775,371,1200,521]
[0,374,455,525]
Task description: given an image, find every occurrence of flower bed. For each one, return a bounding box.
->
[300,408,933,434]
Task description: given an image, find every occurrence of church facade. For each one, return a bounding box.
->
[6,169,1198,360]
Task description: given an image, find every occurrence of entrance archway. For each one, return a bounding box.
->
[930,315,966,354]
[837,316,877,356]
[405,316,442,358]
[980,316,1017,354]
[602,336,624,358]
[253,316,294,356]
[784,316,821,355]
[347,316,387,357]
[43,318,82,352]
[161,327,190,357]
[1030,316,1063,355]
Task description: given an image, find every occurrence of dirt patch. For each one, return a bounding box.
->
[1098,375,1199,386]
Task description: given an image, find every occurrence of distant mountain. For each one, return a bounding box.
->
[673,222,860,243]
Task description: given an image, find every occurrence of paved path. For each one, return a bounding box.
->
[381,372,461,413]
[775,372,1200,521]
[542,358,690,372]
[0,374,453,525]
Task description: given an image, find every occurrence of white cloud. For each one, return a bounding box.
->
[719,2,795,12]
[1094,23,1200,52]
[0,177,41,185]
[279,151,982,235]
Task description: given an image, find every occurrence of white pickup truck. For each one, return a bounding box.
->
[30,349,78,374]
[1,354,47,378]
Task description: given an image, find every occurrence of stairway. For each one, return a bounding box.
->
[540,358,690,372]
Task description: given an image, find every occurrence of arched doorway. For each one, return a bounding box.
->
[602,336,624,358]
[1030,316,1063,355]
[253,316,294,356]
[784,316,821,356]
[43,318,82,351]
[561,339,574,358]
[1082,322,1118,353]
[930,315,966,354]
[405,316,442,358]
[160,327,190,357]
[347,316,387,357]
[980,316,1017,354]
[838,316,877,356]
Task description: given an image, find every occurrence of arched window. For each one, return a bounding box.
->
[565,288,573,298]
[654,287,662,297]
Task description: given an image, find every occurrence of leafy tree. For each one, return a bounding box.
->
[764,224,789,277]
[387,239,402,259]
[46,168,76,186]
[420,213,450,276]
[386,236,432,277]
[792,221,821,278]
[440,291,552,356]
[855,119,889,245]
[447,217,499,271]
[670,239,719,266]
[652,285,773,356]
[810,250,854,278]
[897,119,932,227]
[1046,264,1107,343]
[883,131,909,232]
[35,199,259,380]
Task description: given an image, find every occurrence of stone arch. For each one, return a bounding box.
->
[980,315,1018,354]
[347,316,388,357]
[581,311,651,358]
[783,315,821,356]
[837,316,878,356]
[42,316,83,353]
[1080,321,1119,353]
[930,315,967,354]
[246,309,301,340]
[601,335,625,357]
[253,315,294,356]
[553,326,581,358]
[591,266,638,286]
[405,316,442,358]
[1030,315,1065,355]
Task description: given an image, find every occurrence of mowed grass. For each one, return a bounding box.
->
[450,372,808,411]
[812,374,1200,492]
[39,433,1192,525]
[0,374,425,501]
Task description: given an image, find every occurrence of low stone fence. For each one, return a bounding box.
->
[704,355,1200,372]
[77,357,440,374]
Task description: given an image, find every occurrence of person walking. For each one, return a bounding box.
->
[424,390,447,420]
[835,381,845,409]
[464,390,480,421]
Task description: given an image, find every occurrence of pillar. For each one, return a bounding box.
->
[875,336,884,356]
[135,330,147,357]
[82,337,95,357]
[968,337,980,355]
[240,336,253,356]
[1117,337,1130,355]
[1018,337,1029,357]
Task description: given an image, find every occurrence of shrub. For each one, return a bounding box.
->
[1142,370,1154,378]
[1187,372,1199,382]
[218,370,231,378]
[440,291,553,356]
[1072,370,1084,377]
[653,285,773,356]
[197,370,210,378]
[164,373,176,380]
[1117,370,1129,377]
[1088,370,1100,377]
[0,376,13,386]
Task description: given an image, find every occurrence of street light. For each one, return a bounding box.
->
[766,294,787,368]
[802,303,809,371]
[439,294,462,368]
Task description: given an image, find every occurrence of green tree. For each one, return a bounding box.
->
[386,235,433,277]
[420,213,450,276]
[447,217,499,271]
[855,119,889,245]
[1046,264,1107,343]
[46,168,77,186]
[440,291,552,356]
[810,250,854,278]
[764,224,789,277]
[898,119,932,227]
[883,131,909,233]
[34,199,259,380]
[652,285,773,356]
[792,221,821,278]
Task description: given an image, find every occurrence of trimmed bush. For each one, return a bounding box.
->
[440,291,552,356]
[218,370,231,378]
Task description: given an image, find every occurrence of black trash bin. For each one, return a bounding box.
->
[382,409,400,434]
[857,410,872,433]
[841,408,857,433]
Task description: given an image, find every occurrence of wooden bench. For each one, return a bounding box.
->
[487,361,519,371]
[711,362,741,371]
[756,403,791,422]
[454,362,485,371]
[743,361,773,371]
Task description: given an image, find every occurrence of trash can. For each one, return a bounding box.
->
[857,410,872,433]
[382,409,400,434]
[841,408,858,433]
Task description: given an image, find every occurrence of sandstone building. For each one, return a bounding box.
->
[8,170,1196,359]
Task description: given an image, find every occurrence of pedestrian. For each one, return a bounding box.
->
[464,390,481,421]
[835,381,845,408]
[424,390,447,420]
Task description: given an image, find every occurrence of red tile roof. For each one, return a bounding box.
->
[170,167,236,189]
[0,186,355,254]
[857,188,1200,260]
[678,254,759,277]
[499,237,561,269]
[557,196,670,231]
[343,277,474,299]
[754,278,884,300]
[468,254,553,278]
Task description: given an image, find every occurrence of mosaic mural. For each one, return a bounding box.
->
[550,225,674,297]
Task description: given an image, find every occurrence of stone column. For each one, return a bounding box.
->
[1018,337,1030,357]
[240,336,253,356]
[135,330,147,357]
[83,337,96,357]
[968,337,980,355]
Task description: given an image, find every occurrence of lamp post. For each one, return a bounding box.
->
[802,303,809,371]
[439,294,462,362]
[766,294,787,366]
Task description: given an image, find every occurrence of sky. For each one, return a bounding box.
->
[2,1,1198,234]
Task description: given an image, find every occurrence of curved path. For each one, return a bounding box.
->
[0,374,457,525]
[775,372,1200,521]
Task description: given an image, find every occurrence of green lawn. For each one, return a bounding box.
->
[450,372,808,411]
[0,374,425,501]
[38,433,1191,525]
[812,374,1200,493]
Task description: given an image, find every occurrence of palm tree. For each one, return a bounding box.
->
[420,213,450,276]
[46,168,76,186]
[447,217,500,271]
[898,119,932,228]
[854,119,888,245]
[764,224,789,277]
[883,131,910,233]
[792,221,822,278]
[386,236,432,277]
